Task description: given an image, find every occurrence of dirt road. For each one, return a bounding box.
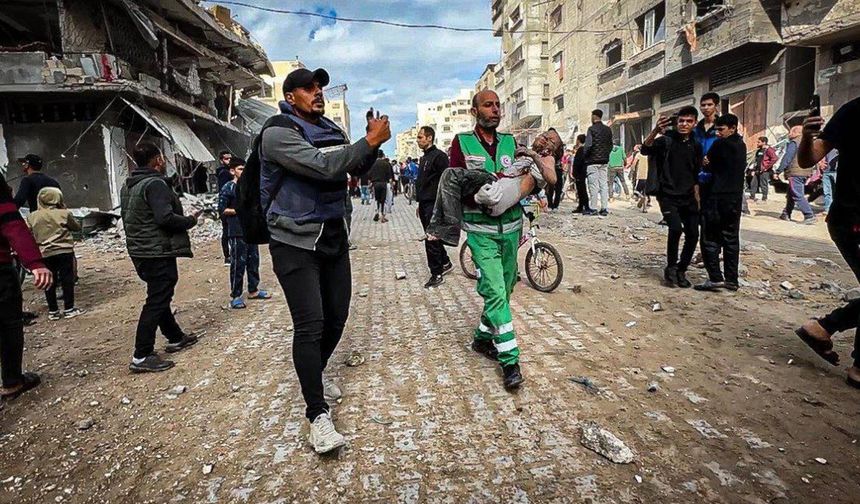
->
[1,197,858,503]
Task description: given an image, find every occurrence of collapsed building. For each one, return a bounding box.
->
[0,0,274,209]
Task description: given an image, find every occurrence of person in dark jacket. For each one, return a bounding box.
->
[641,106,702,288]
[694,114,747,292]
[259,67,388,454]
[571,134,591,213]
[0,175,52,401]
[13,154,60,212]
[120,142,202,374]
[416,125,453,288]
[216,150,233,265]
[368,150,394,223]
[583,110,613,215]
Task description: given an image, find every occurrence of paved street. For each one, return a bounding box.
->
[1,196,859,503]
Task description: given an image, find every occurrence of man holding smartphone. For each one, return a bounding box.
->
[794,96,860,388]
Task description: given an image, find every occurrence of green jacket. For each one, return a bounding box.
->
[457,132,523,235]
[609,145,625,168]
[120,169,195,259]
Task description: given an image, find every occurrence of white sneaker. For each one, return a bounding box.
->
[308,411,345,454]
[62,307,85,319]
[323,375,343,402]
[48,311,62,321]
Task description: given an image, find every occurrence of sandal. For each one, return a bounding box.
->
[247,290,271,300]
[794,327,839,366]
[1,372,41,401]
[230,298,246,309]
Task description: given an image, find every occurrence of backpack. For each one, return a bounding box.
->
[236,114,297,244]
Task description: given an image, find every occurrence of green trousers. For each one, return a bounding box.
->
[466,230,521,366]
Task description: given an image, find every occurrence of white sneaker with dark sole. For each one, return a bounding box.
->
[308,412,345,454]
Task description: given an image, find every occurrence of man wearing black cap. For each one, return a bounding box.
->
[260,67,390,454]
[14,154,60,212]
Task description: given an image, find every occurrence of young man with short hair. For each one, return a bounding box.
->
[583,109,613,215]
[13,154,60,212]
[750,136,777,201]
[369,151,393,223]
[695,114,746,292]
[571,134,591,213]
[218,157,271,309]
[120,142,202,373]
[641,106,702,288]
[416,125,453,288]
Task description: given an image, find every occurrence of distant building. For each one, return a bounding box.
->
[328,96,351,137]
[395,126,421,162]
[417,89,475,152]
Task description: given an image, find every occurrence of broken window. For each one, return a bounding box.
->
[553,95,565,112]
[604,40,622,67]
[550,6,563,29]
[508,6,522,30]
[637,3,666,50]
[0,0,61,53]
[509,45,524,68]
[552,51,564,80]
[695,0,725,17]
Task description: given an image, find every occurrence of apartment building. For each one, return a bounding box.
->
[416,89,475,152]
[257,60,306,110]
[491,0,550,144]
[395,126,421,162]
[0,1,272,208]
[475,63,498,94]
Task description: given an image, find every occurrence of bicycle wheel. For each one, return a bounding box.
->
[525,242,564,292]
[459,242,478,280]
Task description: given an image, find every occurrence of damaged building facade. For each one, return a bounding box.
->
[483,0,859,151]
[0,0,273,209]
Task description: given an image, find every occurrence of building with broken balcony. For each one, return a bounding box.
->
[0,1,273,210]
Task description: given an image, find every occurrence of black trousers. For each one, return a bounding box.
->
[547,169,564,209]
[418,201,451,275]
[749,171,770,200]
[0,264,25,388]
[373,182,387,214]
[43,252,75,311]
[131,257,184,359]
[575,176,590,211]
[819,218,860,367]
[270,240,351,420]
[700,195,742,283]
[220,220,230,262]
[658,195,700,271]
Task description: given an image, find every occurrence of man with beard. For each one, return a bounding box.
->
[443,89,558,390]
[416,125,453,288]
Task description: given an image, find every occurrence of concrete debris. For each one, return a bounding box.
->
[625,321,637,328]
[610,273,621,279]
[202,464,214,475]
[395,271,407,280]
[651,302,663,312]
[345,351,365,367]
[661,366,676,374]
[120,397,131,405]
[76,418,95,431]
[780,281,795,290]
[687,419,727,439]
[843,288,860,302]
[579,421,635,464]
[705,461,743,487]
[681,389,708,404]
[647,382,659,392]
[788,290,805,300]
[737,429,772,449]
[815,457,827,465]
[568,285,583,293]
[166,385,188,398]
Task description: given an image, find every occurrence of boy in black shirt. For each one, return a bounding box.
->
[695,114,747,292]
[794,97,860,388]
[641,106,702,288]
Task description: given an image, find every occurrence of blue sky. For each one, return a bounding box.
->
[211,1,500,152]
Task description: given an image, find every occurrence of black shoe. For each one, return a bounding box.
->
[584,209,598,216]
[572,207,583,214]
[694,280,725,291]
[471,340,498,361]
[676,270,692,289]
[165,332,200,353]
[658,219,667,226]
[424,274,444,288]
[129,354,175,373]
[373,213,380,222]
[664,266,678,288]
[724,281,739,291]
[599,209,609,216]
[502,363,524,390]
[441,262,454,276]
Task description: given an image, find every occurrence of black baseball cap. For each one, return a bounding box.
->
[282,68,330,95]
[17,154,43,169]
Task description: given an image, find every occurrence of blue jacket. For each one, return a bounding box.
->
[693,119,718,156]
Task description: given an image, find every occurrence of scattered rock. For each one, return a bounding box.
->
[788,290,805,300]
[345,351,365,367]
[569,376,600,395]
[580,422,634,463]
[843,288,860,302]
[76,418,95,431]
[568,285,582,294]
[75,369,89,378]
[687,419,727,439]
[705,461,743,487]
[166,385,187,398]
[395,271,407,280]
[231,384,242,393]
[625,321,637,328]
[610,273,621,280]
[88,400,99,407]
[634,475,643,484]
[682,389,708,404]
[661,366,676,374]
[737,428,772,449]
[202,464,214,475]
[120,397,131,405]
[815,457,827,465]
[651,302,663,312]
[762,259,776,268]
[647,382,659,393]
[780,281,795,291]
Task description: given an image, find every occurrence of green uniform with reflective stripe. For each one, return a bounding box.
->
[457,132,521,366]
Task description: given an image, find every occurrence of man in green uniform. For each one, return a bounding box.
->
[448,89,526,390]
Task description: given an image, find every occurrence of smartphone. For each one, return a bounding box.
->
[808,94,821,133]
[667,114,678,130]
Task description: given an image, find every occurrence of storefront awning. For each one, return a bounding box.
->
[611,109,653,123]
[122,98,215,162]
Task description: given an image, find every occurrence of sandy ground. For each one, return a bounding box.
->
[0,194,858,503]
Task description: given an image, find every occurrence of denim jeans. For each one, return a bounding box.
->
[586,164,609,211]
[229,237,260,299]
[360,185,370,204]
[822,171,837,213]
[783,176,814,219]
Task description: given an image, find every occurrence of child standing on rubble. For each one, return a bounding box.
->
[218,157,271,308]
[26,187,84,320]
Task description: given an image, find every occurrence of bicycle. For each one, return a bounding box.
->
[459,202,564,293]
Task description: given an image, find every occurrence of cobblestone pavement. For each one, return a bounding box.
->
[1,196,859,503]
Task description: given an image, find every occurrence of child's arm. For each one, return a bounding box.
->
[66,211,82,232]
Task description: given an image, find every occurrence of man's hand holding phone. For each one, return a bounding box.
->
[365,107,391,148]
